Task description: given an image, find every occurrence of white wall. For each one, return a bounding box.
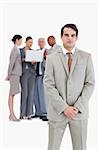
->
[0,1,98,150]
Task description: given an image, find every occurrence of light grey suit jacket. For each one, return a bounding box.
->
[44,47,95,121]
[48,44,61,55]
[8,45,22,76]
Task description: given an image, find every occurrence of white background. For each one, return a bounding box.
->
[0,1,99,150]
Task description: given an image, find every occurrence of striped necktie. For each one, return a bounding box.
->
[67,52,72,72]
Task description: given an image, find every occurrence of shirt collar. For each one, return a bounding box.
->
[62,45,75,55]
[40,48,46,53]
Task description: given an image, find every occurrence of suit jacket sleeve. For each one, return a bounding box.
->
[44,56,69,115]
[8,48,17,76]
[74,54,95,113]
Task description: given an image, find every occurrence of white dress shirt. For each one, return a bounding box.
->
[39,48,45,75]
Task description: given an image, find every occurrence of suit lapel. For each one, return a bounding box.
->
[57,48,69,75]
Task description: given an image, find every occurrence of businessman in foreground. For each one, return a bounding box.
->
[44,24,95,150]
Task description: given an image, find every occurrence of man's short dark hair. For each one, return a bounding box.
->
[61,24,78,37]
[26,36,32,42]
[47,35,55,41]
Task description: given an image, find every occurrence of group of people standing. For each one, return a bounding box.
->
[5,23,95,150]
[6,34,60,122]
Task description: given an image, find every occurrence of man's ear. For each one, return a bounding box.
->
[60,35,62,39]
[76,36,78,40]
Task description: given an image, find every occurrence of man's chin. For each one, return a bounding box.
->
[67,45,74,49]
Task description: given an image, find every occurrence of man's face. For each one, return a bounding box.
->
[26,39,33,49]
[48,37,55,47]
[61,27,78,49]
[38,39,45,49]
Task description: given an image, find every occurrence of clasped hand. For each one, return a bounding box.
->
[64,106,79,119]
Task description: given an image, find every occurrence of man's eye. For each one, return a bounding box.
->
[64,34,68,36]
[72,35,76,37]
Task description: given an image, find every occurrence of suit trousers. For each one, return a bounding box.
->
[34,76,47,116]
[20,70,36,117]
[48,118,88,150]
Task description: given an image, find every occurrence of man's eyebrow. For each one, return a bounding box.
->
[64,33,76,35]
[64,33,69,35]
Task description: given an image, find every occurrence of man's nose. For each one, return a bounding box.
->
[68,36,72,40]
